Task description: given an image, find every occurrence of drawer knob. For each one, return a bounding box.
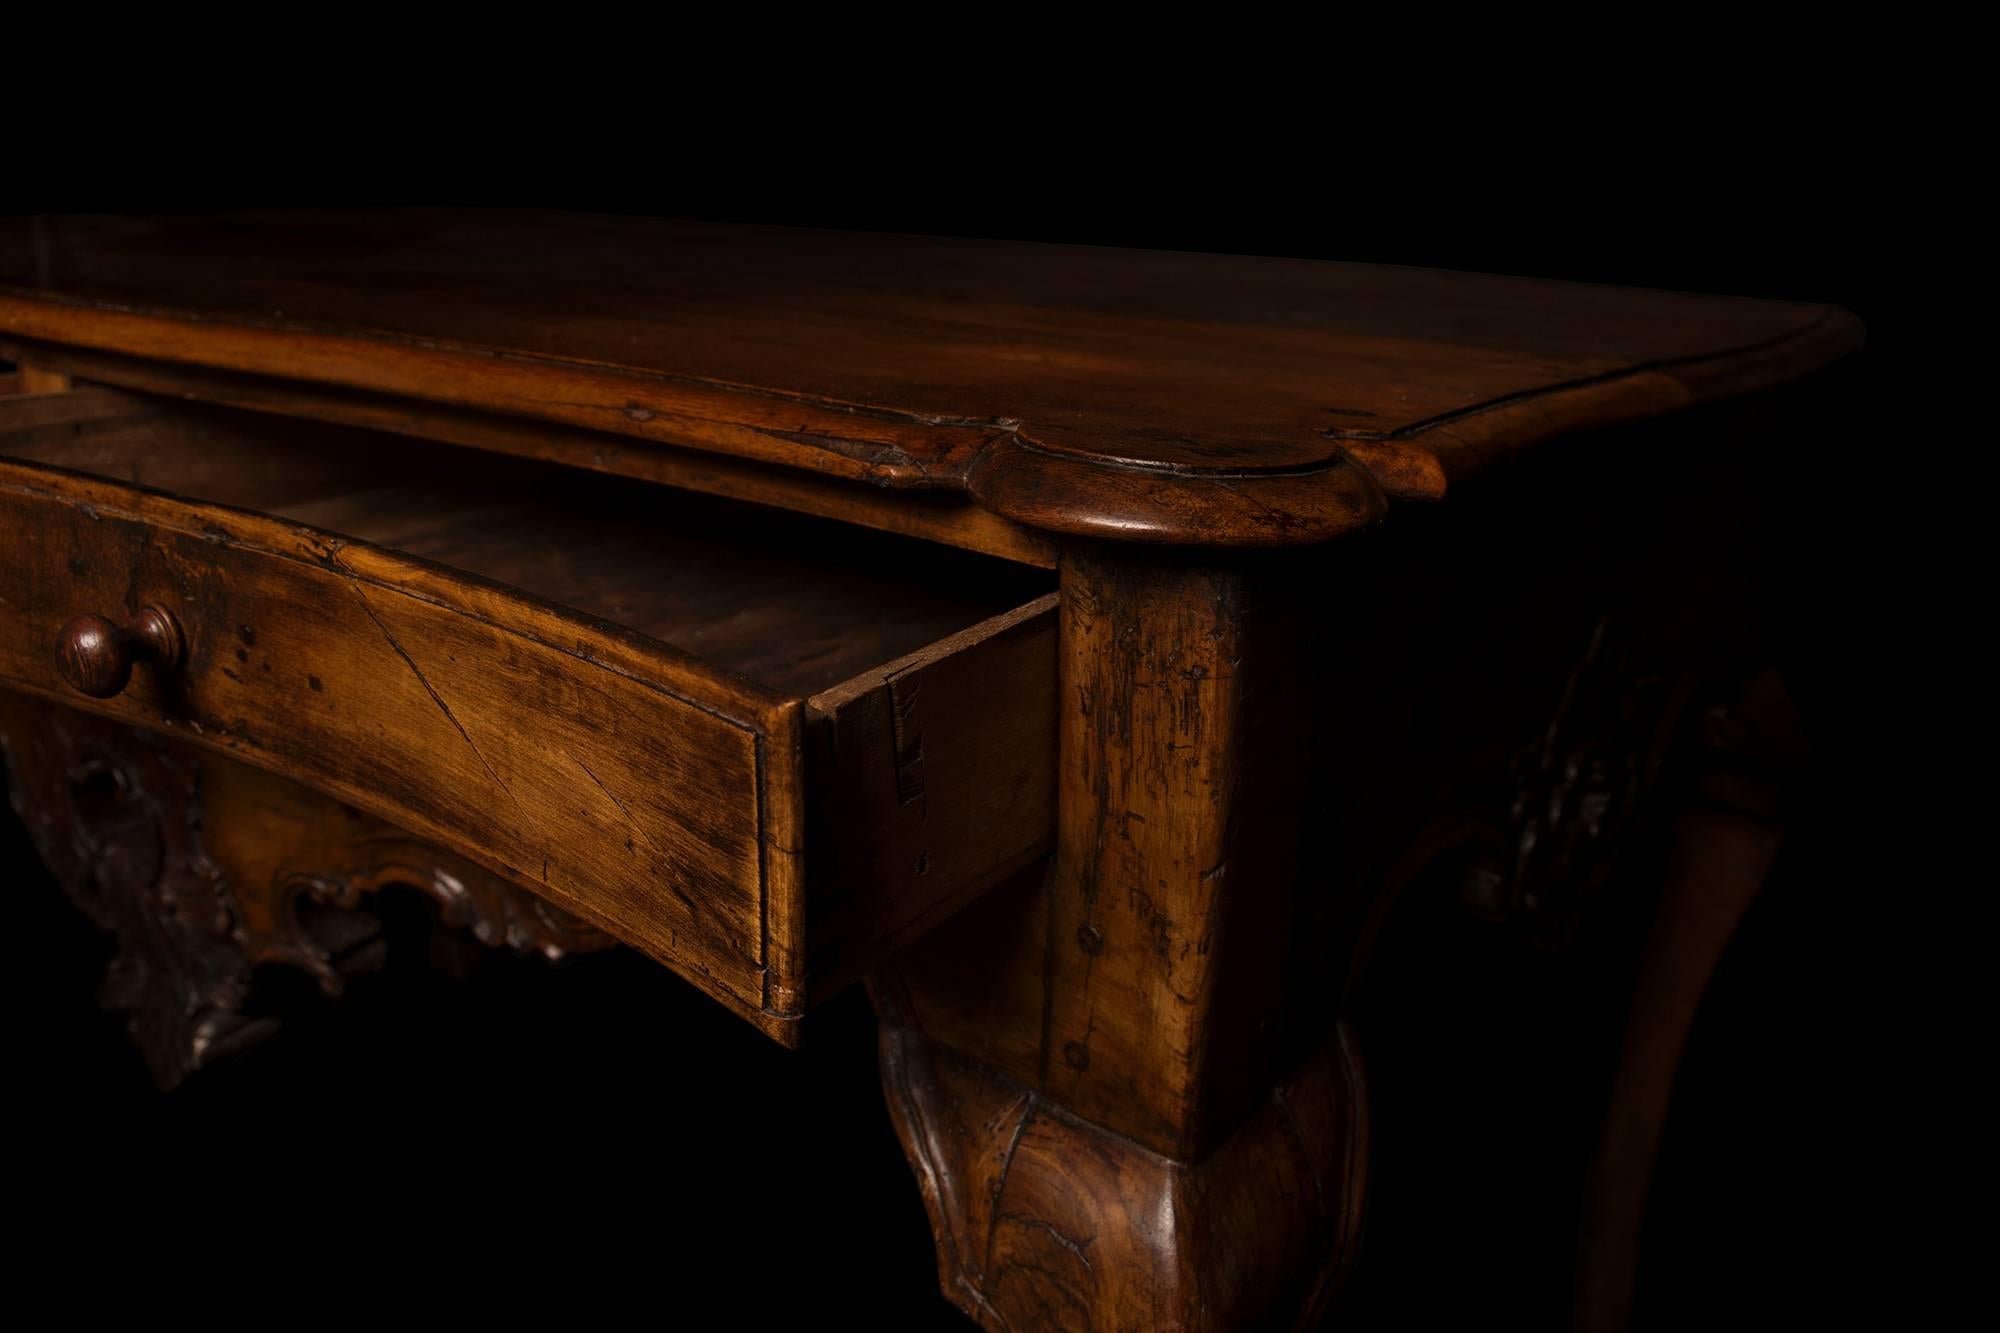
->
[55,606,188,699]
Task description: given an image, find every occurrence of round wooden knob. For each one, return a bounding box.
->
[55,606,187,699]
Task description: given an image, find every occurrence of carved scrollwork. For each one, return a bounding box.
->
[2,708,271,1085]
[1,693,613,1087]
[297,863,608,962]
[1438,615,1802,952]
[1453,618,1720,947]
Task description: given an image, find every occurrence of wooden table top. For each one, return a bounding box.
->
[0,211,1862,547]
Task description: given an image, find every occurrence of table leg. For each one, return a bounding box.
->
[873,547,1364,1331]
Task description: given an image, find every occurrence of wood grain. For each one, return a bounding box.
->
[0,218,1865,1329]
[1034,547,1317,1157]
[0,211,1862,547]
[0,341,1058,566]
[872,385,1839,1327]
[881,1022,1367,1332]
[0,453,786,1027]
[0,387,1052,695]
[0,390,1058,1040]
[806,597,1059,1001]
[870,542,1342,1327]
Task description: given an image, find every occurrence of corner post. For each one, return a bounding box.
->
[874,542,1364,1331]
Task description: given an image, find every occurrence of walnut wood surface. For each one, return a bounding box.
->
[1041,548,1317,1158]
[881,1022,1366,1332]
[0,211,1861,547]
[879,546,1326,1161]
[266,475,1045,698]
[0,219,1861,1331]
[0,389,1057,1041]
[870,385,1834,1328]
[0,386,1052,693]
[806,600,1058,1001]
[2,342,1059,566]
[869,542,1348,1329]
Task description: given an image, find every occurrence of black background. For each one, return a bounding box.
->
[5,121,1902,1329]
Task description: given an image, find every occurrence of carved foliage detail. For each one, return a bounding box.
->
[3,712,267,1086]
[1450,618,1797,948]
[1,697,612,1087]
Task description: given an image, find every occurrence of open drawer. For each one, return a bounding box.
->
[0,388,1057,1042]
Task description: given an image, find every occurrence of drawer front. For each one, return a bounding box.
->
[0,458,806,1038]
